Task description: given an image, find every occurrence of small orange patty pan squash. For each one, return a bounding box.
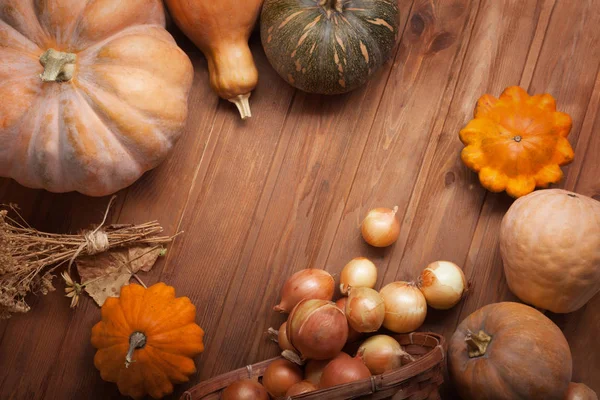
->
[91,283,204,399]
[459,86,574,198]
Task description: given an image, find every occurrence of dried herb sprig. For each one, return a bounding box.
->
[0,197,173,319]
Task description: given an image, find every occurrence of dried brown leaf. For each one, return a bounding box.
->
[76,246,162,306]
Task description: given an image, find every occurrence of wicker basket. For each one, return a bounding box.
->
[181,332,445,400]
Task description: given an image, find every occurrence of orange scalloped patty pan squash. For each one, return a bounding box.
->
[459,86,574,198]
[91,283,204,399]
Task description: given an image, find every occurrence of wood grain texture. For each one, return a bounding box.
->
[1,1,599,399]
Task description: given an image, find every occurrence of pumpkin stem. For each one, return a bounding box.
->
[229,93,252,120]
[125,331,147,368]
[39,49,76,82]
[465,329,492,358]
[319,0,343,13]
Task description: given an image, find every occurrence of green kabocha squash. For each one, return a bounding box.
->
[260,0,399,94]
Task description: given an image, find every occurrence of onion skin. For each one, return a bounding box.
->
[285,380,318,396]
[222,379,269,400]
[287,299,348,360]
[380,281,427,333]
[320,352,371,389]
[361,207,400,247]
[262,358,303,397]
[274,269,335,313]
[345,287,385,333]
[565,382,598,400]
[357,335,412,375]
[418,261,467,310]
[340,257,378,295]
[335,298,364,343]
[304,359,330,385]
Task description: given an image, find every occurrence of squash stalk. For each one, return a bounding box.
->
[39,49,76,82]
[465,330,491,358]
[229,93,252,120]
[125,331,147,368]
[319,0,343,12]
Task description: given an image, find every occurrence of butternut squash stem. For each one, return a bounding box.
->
[39,49,76,82]
[465,329,492,358]
[319,0,343,12]
[229,93,252,120]
[125,331,147,368]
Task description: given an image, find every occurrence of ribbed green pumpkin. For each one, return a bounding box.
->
[260,0,400,94]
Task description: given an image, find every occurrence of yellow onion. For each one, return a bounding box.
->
[418,261,467,310]
[274,269,335,313]
[320,352,371,389]
[345,287,385,333]
[361,207,400,247]
[380,281,427,333]
[565,382,598,400]
[285,380,318,396]
[262,359,303,397]
[268,321,294,352]
[340,257,378,295]
[287,299,348,360]
[304,359,330,385]
[335,297,364,343]
[356,335,413,375]
[222,379,269,400]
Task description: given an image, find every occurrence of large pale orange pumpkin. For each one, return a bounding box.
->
[91,283,204,399]
[500,189,600,313]
[0,0,193,196]
[459,86,574,198]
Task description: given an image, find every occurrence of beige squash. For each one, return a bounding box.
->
[0,0,193,196]
[500,189,600,313]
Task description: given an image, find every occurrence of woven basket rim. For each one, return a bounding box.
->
[181,331,445,400]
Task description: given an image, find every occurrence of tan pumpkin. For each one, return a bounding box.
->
[91,283,204,399]
[0,0,193,196]
[500,189,600,313]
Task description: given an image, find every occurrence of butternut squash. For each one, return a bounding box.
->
[165,0,263,119]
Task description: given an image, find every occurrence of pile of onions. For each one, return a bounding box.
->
[361,207,400,247]
[356,335,413,375]
[345,287,385,333]
[340,257,378,294]
[320,352,371,389]
[304,359,330,385]
[268,321,294,352]
[418,261,467,310]
[287,299,348,360]
[262,359,303,397]
[335,297,364,343]
[274,269,335,313]
[379,281,427,333]
[285,380,318,396]
[222,379,269,400]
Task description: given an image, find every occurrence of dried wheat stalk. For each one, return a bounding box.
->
[0,197,172,319]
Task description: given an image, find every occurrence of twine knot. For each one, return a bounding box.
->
[84,230,109,255]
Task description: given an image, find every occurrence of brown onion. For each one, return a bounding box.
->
[361,207,400,247]
[335,297,364,343]
[565,382,598,400]
[380,281,427,333]
[287,299,348,360]
[285,380,318,396]
[340,257,378,295]
[262,358,303,397]
[304,359,330,385]
[356,335,413,375]
[345,287,385,333]
[320,352,371,389]
[418,261,467,310]
[274,269,335,313]
[222,379,269,400]
[268,321,294,352]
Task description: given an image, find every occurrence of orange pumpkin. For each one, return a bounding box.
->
[0,0,193,196]
[91,283,204,399]
[459,86,574,198]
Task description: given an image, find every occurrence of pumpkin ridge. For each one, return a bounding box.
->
[136,350,174,399]
[144,346,195,383]
[0,19,42,56]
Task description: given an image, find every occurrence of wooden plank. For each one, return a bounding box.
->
[200,0,418,377]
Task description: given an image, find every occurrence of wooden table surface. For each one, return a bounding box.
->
[1,1,599,399]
